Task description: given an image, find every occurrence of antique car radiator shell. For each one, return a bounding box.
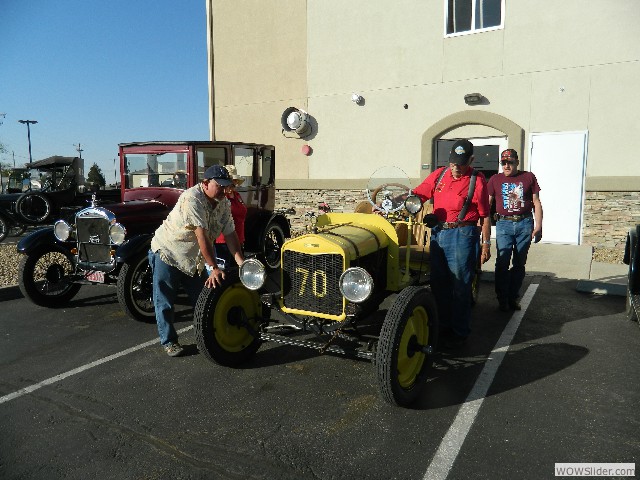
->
[281,220,391,321]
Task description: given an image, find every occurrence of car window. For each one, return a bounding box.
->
[196,147,226,183]
[234,147,254,186]
[124,152,189,188]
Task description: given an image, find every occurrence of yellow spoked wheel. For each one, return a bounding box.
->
[194,274,263,366]
[376,286,438,407]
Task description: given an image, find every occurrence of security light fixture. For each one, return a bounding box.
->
[464,93,483,106]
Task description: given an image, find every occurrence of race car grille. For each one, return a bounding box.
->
[282,251,344,316]
[76,215,111,264]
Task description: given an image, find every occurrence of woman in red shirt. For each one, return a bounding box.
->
[214,165,247,268]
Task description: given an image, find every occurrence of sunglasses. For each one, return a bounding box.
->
[500,160,516,166]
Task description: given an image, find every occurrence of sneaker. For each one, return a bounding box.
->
[164,342,185,357]
[509,300,522,311]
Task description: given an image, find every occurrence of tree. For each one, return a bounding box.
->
[87,163,106,188]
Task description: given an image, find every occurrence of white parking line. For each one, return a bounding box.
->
[423,283,540,480]
[0,325,194,405]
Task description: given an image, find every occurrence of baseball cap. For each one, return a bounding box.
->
[501,149,519,160]
[449,139,474,165]
[203,165,233,186]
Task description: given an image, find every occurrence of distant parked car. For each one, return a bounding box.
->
[16,141,292,322]
[0,156,118,243]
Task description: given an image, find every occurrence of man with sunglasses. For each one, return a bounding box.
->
[149,165,244,357]
[414,139,492,349]
[488,149,543,312]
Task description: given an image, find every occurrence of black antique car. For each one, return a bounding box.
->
[16,141,291,322]
[0,156,118,242]
[624,224,640,322]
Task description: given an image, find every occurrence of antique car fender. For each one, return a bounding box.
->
[624,225,640,322]
[16,226,74,255]
[114,233,153,264]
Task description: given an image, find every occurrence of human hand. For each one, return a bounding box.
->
[204,267,225,288]
[532,227,542,243]
[480,245,491,264]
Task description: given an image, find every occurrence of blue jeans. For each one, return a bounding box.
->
[148,250,206,346]
[494,217,534,304]
[430,225,479,338]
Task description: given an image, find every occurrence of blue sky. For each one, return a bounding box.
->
[0,0,209,184]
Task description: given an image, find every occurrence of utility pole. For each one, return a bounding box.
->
[18,119,38,164]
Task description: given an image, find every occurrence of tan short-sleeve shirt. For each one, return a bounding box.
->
[150,184,235,276]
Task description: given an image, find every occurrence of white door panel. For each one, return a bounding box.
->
[529,132,587,244]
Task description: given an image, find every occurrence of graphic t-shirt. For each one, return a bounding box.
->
[487,171,540,216]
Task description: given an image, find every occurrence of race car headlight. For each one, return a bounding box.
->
[339,267,373,303]
[240,258,266,290]
[109,223,126,245]
[404,194,423,215]
[54,220,72,242]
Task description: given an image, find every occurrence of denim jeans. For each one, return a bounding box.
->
[148,250,206,346]
[429,225,479,338]
[494,217,534,304]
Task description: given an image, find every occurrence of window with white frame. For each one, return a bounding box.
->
[445,0,503,36]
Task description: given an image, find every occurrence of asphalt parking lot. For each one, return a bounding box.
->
[0,274,638,480]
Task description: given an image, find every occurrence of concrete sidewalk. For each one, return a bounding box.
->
[480,243,628,297]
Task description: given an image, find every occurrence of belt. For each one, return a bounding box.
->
[439,221,477,229]
[497,212,533,222]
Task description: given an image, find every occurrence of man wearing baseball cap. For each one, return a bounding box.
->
[488,149,543,312]
[149,164,244,357]
[414,139,492,349]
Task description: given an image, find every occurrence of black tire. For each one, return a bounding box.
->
[117,254,155,323]
[626,229,639,323]
[18,247,81,307]
[376,286,439,407]
[194,274,263,366]
[15,192,52,224]
[261,222,285,270]
[0,215,7,243]
[626,284,638,323]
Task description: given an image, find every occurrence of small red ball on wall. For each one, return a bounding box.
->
[301,145,312,156]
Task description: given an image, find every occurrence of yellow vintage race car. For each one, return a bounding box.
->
[194,166,470,407]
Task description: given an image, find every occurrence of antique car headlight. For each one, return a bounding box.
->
[109,223,126,245]
[339,267,373,303]
[240,258,266,290]
[404,194,423,215]
[54,220,72,241]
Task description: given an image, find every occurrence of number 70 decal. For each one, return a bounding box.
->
[296,267,327,298]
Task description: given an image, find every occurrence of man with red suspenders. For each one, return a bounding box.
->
[414,139,492,348]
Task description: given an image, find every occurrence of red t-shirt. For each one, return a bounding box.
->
[487,171,540,216]
[413,166,490,223]
[215,190,247,244]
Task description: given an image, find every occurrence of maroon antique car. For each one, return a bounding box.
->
[16,141,292,321]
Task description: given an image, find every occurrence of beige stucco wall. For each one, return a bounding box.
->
[209,0,640,189]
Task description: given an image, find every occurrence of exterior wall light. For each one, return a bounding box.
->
[351,93,364,105]
[281,107,312,137]
[464,93,484,105]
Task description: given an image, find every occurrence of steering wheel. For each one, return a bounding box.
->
[368,182,411,215]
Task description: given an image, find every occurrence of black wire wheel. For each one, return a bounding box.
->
[0,215,8,243]
[117,253,155,323]
[626,227,639,323]
[18,246,81,307]
[261,221,285,270]
[376,286,439,407]
[194,273,263,367]
[15,192,52,224]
